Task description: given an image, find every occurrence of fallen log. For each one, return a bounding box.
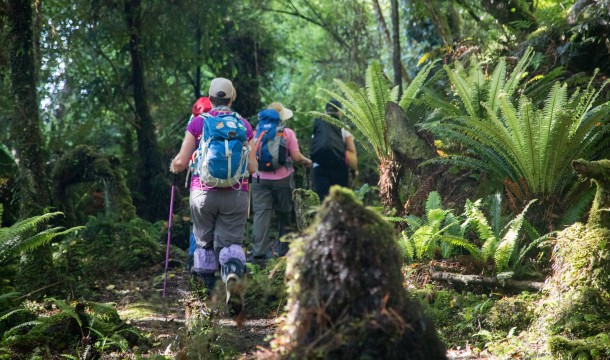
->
[430,271,545,292]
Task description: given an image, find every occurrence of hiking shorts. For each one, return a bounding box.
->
[190,189,249,252]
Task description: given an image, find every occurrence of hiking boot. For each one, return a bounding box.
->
[225,273,244,317]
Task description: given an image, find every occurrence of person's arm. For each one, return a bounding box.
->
[170,131,197,173]
[285,128,312,167]
[345,135,358,173]
[291,149,313,167]
[247,139,258,174]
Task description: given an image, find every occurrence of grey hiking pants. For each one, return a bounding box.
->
[190,189,249,254]
[250,176,293,257]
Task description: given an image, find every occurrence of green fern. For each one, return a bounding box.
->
[425,191,442,212]
[422,65,610,207]
[0,212,84,266]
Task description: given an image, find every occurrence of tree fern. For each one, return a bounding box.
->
[423,68,610,208]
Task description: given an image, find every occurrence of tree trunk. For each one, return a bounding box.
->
[379,158,402,211]
[124,0,167,221]
[390,0,401,96]
[371,0,411,84]
[8,0,48,216]
[8,0,54,292]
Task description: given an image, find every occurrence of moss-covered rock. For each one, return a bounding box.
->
[292,188,320,230]
[263,186,446,359]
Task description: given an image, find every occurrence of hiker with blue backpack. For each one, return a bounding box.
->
[250,102,312,262]
[311,99,358,201]
[170,78,257,317]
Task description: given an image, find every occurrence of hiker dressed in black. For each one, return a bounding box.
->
[311,100,358,201]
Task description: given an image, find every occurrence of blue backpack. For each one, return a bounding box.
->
[254,109,289,171]
[195,112,250,188]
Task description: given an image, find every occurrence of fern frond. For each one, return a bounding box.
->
[4,320,42,337]
[489,192,503,237]
[469,60,487,118]
[413,225,435,259]
[495,200,536,271]
[559,187,595,226]
[399,231,415,260]
[0,308,27,322]
[504,47,534,97]
[463,198,494,240]
[425,191,442,212]
[444,63,477,117]
[399,60,439,111]
[439,235,482,261]
[404,215,424,231]
[50,298,82,328]
[486,58,507,113]
[517,232,554,267]
[481,236,498,263]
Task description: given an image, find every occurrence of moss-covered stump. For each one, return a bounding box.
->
[534,223,610,358]
[52,145,136,225]
[292,188,320,230]
[262,186,446,359]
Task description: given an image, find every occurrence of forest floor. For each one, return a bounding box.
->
[95,262,493,359]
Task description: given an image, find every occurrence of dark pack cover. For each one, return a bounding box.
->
[310,118,346,169]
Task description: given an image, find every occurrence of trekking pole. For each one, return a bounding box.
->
[163,173,176,299]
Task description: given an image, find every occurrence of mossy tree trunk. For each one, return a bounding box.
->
[8,0,54,291]
[385,102,437,216]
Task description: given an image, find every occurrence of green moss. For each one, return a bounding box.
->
[485,296,534,332]
[117,302,157,320]
[412,286,496,349]
[548,334,610,359]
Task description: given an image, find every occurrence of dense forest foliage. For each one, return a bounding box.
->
[2,0,610,359]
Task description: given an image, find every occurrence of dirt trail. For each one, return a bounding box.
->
[96,263,275,359]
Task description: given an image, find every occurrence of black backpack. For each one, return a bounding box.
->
[310,118,347,169]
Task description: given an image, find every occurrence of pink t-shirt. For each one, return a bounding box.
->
[187,108,253,191]
[252,127,300,180]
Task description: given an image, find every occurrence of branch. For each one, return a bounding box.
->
[259,6,348,48]
[85,38,138,126]
[430,271,544,292]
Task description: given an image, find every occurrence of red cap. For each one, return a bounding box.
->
[192,96,212,116]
